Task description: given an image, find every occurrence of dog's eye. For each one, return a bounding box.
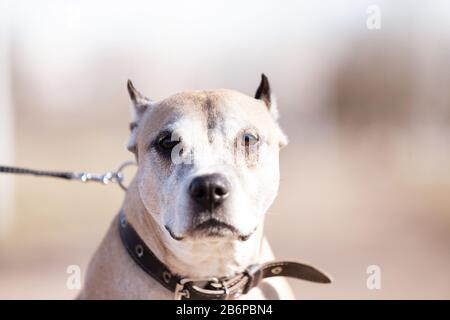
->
[157,134,180,150]
[242,133,259,147]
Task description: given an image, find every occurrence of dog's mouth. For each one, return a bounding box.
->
[164,219,256,242]
[194,218,238,237]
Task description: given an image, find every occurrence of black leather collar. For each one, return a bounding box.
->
[118,210,331,300]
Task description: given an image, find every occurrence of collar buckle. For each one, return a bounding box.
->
[174,277,219,300]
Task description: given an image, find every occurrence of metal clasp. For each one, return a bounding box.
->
[174,277,219,300]
[74,161,136,191]
[76,171,119,185]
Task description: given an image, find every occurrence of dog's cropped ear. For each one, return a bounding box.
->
[255,74,287,148]
[255,74,279,120]
[127,79,151,154]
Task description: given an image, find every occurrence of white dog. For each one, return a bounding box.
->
[79,75,330,299]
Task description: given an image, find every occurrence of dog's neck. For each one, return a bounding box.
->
[122,180,264,279]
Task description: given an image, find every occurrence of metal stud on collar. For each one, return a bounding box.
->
[120,215,127,228]
[135,244,144,258]
[271,266,283,274]
[163,271,172,283]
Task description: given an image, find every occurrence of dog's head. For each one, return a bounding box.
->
[126,75,287,244]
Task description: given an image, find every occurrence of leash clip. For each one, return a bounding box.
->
[75,171,121,185]
[74,161,136,190]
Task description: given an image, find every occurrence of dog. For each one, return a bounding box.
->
[78,74,295,299]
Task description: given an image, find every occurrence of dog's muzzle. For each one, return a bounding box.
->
[189,173,230,212]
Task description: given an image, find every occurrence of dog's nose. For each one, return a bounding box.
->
[189,173,230,210]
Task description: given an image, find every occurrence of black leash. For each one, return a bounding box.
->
[0,165,75,180]
[0,161,136,190]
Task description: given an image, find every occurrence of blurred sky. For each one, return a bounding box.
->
[3,0,450,129]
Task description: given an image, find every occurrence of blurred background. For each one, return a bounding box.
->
[1,0,449,299]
